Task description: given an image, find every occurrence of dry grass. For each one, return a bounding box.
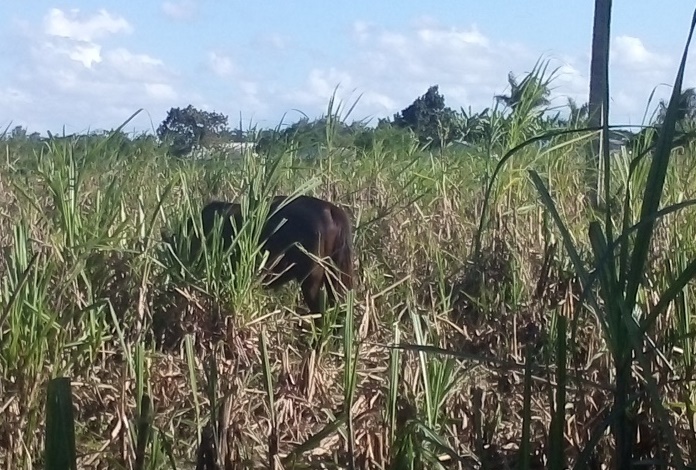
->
[2,124,696,469]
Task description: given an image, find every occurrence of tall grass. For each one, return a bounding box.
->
[5,18,696,469]
[528,10,696,468]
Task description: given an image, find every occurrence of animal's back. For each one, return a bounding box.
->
[268,195,354,291]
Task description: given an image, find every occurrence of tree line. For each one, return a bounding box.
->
[4,65,695,158]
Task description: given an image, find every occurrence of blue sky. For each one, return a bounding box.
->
[1,0,695,135]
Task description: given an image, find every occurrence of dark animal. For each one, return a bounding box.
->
[164,195,354,313]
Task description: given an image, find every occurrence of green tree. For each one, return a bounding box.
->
[255,116,367,158]
[2,125,41,142]
[458,106,492,145]
[494,70,551,114]
[353,121,418,154]
[629,88,696,151]
[493,62,555,148]
[392,85,462,148]
[547,98,590,128]
[10,125,27,140]
[157,105,231,156]
[567,98,590,126]
[656,87,696,127]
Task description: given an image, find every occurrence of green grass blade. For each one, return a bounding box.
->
[0,251,39,330]
[527,170,591,285]
[259,329,278,468]
[624,9,696,313]
[641,256,696,335]
[342,290,358,470]
[475,123,607,256]
[45,377,78,470]
[519,345,534,470]
[548,314,567,469]
[134,394,152,470]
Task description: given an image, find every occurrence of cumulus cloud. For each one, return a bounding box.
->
[612,35,671,70]
[44,8,132,42]
[274,21,682,126]
[38,8,132,69]
[207,51,236,78]
[1,8,685,134]
[1,7,187,133]
[104,48,171,82]
[145,83,178,101]
[41,38,103,68]
[605,35,677,123]
[278,20,589,123]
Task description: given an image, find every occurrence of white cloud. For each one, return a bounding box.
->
[274,22,680,127]
[0,8,188,134]
[207,51,235,78]
[104,48,171,82]
[607,35,676,124]
[553,63,588,102]
[1,9,687,134]
[161,0,200,21]
[417,26,489,48]
[69,43,102,68]
[280,21,576,121]
[40,38,103,68]
[352,21,372,42]
[37,8,132,70]
[612,35,670,70]
[44,8,132,42]
[145,83,178,101]
[286,68,355,106]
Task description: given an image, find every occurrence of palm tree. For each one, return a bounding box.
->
[494,70,551,113]
[656,87,696,125]
[567,98,590,126]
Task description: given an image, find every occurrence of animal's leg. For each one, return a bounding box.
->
[300,265,326,314]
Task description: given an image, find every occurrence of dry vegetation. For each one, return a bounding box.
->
[4,39,696,467]
[0,118,695,470]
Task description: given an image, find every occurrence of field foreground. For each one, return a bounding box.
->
[2,128,696,469]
